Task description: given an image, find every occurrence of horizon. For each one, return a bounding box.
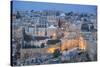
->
[12,1,97,14]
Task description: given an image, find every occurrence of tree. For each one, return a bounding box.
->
[22,28,32,42]
[56,11,60,16]
[41,43,45,48]
[81,23,89,31]
[67,11,73,16]
[53,49,60,58]
[16,11,21,19]
[90,24,94,31]
[58,19,62,28]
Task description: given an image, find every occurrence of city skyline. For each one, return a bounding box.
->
[12,1,97,14]
[11,1,97,66]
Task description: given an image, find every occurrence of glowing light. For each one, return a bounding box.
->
[79,37,86,50]
[47,47,56,53]
[47,36,86,54]
[53,33,56,37]
[61,36,86,51]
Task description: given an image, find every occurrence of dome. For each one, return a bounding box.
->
[48,25,56,29]
[60,13,66,17]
